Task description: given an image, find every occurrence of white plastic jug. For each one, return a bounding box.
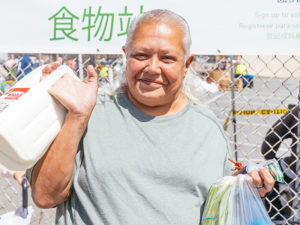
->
[0,65,79,170]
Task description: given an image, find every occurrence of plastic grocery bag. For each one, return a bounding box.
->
[202,174,273,225]
[0,206,34,225]
[0,178,33,225]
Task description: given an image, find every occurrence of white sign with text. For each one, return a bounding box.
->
[0,0,299,54]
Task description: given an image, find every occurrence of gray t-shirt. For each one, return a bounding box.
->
[29,91,233,225]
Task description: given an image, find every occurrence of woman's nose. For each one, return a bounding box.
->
[146,55,161,74]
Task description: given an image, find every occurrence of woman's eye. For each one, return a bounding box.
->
[133,54,148,60]
[161,56,175,62]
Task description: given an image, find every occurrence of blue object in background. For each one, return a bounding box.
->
[16,54,32,80]
[234,74,254,88]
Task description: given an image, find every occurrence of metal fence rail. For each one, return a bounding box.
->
[0,53,299,224]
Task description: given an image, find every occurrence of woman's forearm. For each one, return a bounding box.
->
[31,112,89,208]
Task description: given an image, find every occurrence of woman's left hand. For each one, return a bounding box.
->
[249,167,275,197]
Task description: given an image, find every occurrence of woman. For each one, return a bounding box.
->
[28,9,274,225]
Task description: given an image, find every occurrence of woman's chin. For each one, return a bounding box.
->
[130,91,165,107]
[137,96,164,107]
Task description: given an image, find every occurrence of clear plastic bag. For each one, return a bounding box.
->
[202,174,273,225]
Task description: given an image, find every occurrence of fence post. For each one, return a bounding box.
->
[230,56,238,161]
[78,54,84,81]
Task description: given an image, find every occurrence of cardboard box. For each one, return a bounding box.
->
[218,78,243,91]
[207,70,231,83]
[234,78,243,91]
[207,70,243,91]
[218,79,231,91]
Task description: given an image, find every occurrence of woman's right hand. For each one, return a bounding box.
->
[41,58,98,119]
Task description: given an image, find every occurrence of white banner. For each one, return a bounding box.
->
[0,0,300,54]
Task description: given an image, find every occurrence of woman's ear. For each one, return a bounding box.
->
[183,54,195,75]
[185,54,194,68]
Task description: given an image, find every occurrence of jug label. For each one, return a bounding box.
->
[0,88,30,113]
[3,88,30,100]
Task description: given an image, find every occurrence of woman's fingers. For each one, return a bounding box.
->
[41,57,63,81]
[87,65,98,85]
[48,73,97,115]
[51,57,62,70]
[250,170,263,188]
[260,167,275,192]
[249,167,275,197]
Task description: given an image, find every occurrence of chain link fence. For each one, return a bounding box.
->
[0,53,299,224]
[191,54,300,225]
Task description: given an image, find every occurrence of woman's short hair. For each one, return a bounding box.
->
[124,9,192,62]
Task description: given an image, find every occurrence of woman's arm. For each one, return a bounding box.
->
[30,60,98,208]
[31,113,88,208]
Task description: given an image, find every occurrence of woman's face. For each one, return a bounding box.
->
[124,21,191,107]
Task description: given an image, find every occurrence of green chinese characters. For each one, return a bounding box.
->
[49,5,144,42]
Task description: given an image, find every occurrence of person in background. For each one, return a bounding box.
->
[0,163,29,186]
[15,54,32,80]
[261,104,300,224]
[99,63,109,79]
[234,62,254,88]
[28,9,274,225]
[217,59,227,70]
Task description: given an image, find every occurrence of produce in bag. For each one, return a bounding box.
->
[202,158,285,225]
[202,174,273,225]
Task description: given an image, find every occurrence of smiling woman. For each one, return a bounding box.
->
[123,19,194,116]
[28,9,274,225]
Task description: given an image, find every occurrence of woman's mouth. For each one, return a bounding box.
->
[138,79,166,86]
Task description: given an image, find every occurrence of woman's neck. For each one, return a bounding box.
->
[126,89,189,117]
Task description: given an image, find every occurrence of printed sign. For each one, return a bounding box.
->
[0,0,299,54]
